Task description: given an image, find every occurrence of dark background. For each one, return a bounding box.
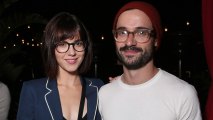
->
[0,0,210,119]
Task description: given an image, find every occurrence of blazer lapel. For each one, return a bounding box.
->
[85,79,99,120]
[44,79,63,120]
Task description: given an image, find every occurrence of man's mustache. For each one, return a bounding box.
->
[120,46,143,52]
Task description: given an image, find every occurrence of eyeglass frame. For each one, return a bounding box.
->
[55,40,86,53]
[112,28,155,43]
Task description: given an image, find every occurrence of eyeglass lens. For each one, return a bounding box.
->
[56,40,85,53]
[113,28,153,43]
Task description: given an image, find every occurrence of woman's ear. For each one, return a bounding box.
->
[154,40,158,47]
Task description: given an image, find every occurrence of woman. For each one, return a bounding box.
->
[17,12,104,120]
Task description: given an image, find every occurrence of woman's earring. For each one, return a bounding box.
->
[155,41,158,47]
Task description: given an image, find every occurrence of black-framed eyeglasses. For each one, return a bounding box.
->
[112,28,154,43]
[55,40,86,53]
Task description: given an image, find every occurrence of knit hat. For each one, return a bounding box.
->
[113,1,163,47]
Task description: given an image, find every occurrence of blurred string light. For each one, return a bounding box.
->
[186,21,190,26]
[2,25,43,49]
[101,35,104,40]
[2,20,192,49]
[164,27,168,32]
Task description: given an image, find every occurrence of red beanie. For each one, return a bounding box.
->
[113,1,163,47]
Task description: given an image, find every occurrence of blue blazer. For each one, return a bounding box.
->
[17,77,104,120]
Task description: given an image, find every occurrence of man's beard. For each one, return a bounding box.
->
[116,45,154,70]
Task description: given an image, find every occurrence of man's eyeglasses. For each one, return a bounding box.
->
[112,28,154,43]
[55,40,86,53]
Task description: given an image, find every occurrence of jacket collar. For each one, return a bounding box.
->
[85,79,100,120]
[44,78,62,120]
[44,78,100,120]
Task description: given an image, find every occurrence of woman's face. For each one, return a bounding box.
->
[55,34,85,74]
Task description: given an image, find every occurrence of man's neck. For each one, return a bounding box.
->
[122,64,158,85]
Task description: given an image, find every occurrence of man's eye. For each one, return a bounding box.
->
[137,30,148,35]
[118,31,127,35]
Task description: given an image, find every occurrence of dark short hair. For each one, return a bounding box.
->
[41,12,93,80]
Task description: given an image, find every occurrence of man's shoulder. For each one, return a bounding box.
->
[99,79,119,92]
[0,82,8,90]
[160,69,196,92]
[0,82,10,96]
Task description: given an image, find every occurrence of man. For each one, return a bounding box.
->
[98,1,202,120]
[0,82,10,120]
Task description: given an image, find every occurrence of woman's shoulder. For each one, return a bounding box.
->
[22,77,48,87]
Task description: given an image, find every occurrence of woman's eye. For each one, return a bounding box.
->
[75,41,83,46]
[57,42,66,47]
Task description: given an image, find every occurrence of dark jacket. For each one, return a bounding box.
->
[17,77,104,120]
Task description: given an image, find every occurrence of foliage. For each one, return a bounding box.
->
[0,0,47,83]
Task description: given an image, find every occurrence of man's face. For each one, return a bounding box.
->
[115,9,156,70]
